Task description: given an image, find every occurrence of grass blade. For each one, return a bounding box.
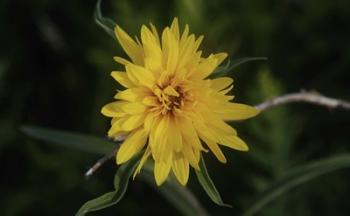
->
[22,125,208,215]
[243,154,350,216]
[210,57,267,78]
[75,153,142,216]
[94,0,116,39]
[195,156,231,207]
[21,125,114,155]
[140,163,209,216]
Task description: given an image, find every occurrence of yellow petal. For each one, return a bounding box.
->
[177,35,196,70]
[113,56,132,66]
[108,123,121,137]
[168,117,182,152]
[194,148,201,162]
[219,135,249,151]
[190,111,218,144]
[218,103,260,121]
[116,128,148,164]
[120,114,145,131]
[142,96,159,106]
[144,112,159,132]
[114,87,150,102]
[111,71,135,88]
[144,58,162,74]
[163,86,180,97]
[194,124,226,163]
[151,116,171,162]
[114,25,143,65]
[154,154,172,185]
[210,77,233,91]
[133,146,151,179]
[196,104,237,136]
[101,102,124,117]
[200,136,227,163]
[162,27,179,75]
[108,119,125,137]
[170,17,180,41]
[178,116,204,150]
[149,23,160,45]
[141,25,162,71]
[154,115,182,158]
[193,35,204,53]
[182,141,200,170]
[126,64,156,88]
[172,153,189,185]
[180,24,189,45]
[119,102,146,114]
[220,84,234,95]
[189,55,218,80]
[185,50,202,70]
[213,52,228,66]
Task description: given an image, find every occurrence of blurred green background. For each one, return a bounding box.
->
[1,0,350,215]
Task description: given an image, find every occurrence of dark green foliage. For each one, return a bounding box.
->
[94,0,116,39]
[20,126,207,216]
[243,154,350,216]
[1,0,350,215]
[21,125,115,155]
[210,57,267,79]
[195,155,231,207]
[76,153,142,216]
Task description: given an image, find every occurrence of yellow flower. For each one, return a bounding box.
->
[101,18,259,186]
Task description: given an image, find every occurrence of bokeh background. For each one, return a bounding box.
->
[1,0,350,215]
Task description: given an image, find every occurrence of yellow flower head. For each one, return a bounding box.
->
[102,18,259,186]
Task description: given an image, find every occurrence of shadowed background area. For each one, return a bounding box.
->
[1,0,350,215]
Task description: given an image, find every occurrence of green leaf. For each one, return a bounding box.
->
[21,125,114,155]
[94,0,117,39]
[210,57,268,79]
[243,154,350,216]
[22,125,208,214]
[75,153,142,216]
[140,163,208,216]
[195,156,231,207]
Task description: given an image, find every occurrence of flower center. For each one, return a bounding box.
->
[153,84,186,115]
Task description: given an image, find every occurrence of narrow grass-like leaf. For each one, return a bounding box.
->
[21,125,114,155]
[22,125,208,215]
[243,154,350,216]
[94,0,116,39]
[195,156,231,207]
[210,57,268,78]
[75,153,142,216]
[140,163,208,216]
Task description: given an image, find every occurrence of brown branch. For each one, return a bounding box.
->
[84,90,350,178]
[84,144,119,179]
[84,134,128,178]
[255,90,350,111]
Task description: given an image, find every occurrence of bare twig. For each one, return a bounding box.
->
[255,90,350,111]
[84,134,128,178]
[84,90,350,178]
[84,144,119,179]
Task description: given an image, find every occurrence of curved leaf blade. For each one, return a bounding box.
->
[195,156,231,207]
[140,163,208,216]
[94,0,116,39]
[75,191,118,215]
[243,154,350,216]
[21,125,114,155]
[210,57,267,78]
[75,153,142,216]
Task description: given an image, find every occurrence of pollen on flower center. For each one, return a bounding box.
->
[153,84,187,115]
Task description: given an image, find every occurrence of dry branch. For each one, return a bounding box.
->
[85,90,350,178]
[255,90,350,111]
